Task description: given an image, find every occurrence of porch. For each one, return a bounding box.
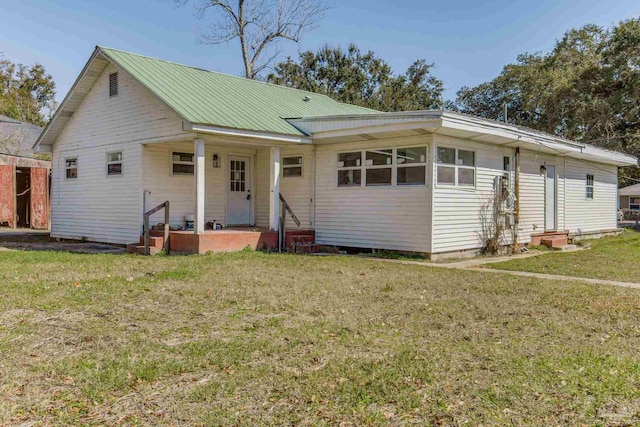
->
[134,136,315,254]
[126,228,316,255]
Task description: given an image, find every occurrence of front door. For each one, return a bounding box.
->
[545,165,557,231]
[227,156,251,225]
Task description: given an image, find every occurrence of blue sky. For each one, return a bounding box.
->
[2,0,640,103]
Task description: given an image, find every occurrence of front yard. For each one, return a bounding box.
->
[1,249,639,425]
[490,229,640,283]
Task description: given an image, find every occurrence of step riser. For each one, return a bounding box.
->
[138,236,165,249]
[541,238,568,249]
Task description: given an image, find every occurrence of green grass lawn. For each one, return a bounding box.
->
[490,229,640,283]
[1,249,639,426]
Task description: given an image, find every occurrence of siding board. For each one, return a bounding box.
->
[314,136,431,252]
[51,63,193,244]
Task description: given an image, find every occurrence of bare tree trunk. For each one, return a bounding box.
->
[177,0,330,79]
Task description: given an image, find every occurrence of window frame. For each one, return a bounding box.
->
[586,174,594,199]
[630,196,640,210]
[435,146,476,188]
[282,155,303,178]
[106,150,123,177]
[65,157,78,180]
[170,151,195,176]
[336,145,428,188]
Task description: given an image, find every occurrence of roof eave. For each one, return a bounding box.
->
[33,46,104,149]
[185,122,312,144]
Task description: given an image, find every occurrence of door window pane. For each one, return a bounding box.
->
[437,166,455,185]
[397,166,426,185]
[338,169,361,186]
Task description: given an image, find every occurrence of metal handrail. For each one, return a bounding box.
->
[143,201,170,255]
[278,193,301,252]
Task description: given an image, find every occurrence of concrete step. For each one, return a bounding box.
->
[541,236,568,249]
[126,244,162,255]
[294,243,323,254]
[138,235,164,248]
[557,244,578,251]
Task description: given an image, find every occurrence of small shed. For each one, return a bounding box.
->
[0,116,50,229]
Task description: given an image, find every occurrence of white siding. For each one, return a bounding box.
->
[565,158,618,233]
[517,150,566,243]
[51,63,193,244]
[314,135,431,252]
[431,135,514,253]
[143,142,258,228]
[254,145,315,230]
[280,146,314,229]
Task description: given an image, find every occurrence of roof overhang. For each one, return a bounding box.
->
[184,122,312,144]
[34,47,109,150]
[287,111,637,167]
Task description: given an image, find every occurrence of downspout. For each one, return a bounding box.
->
[513,146,520,252]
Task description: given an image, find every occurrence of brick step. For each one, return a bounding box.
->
[541,236,568,249]
[126,244,162,255]
[138,235,164,248]
[294,243,323,254]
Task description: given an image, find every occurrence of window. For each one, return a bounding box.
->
[337,146,427,187]
[365,149,392,186]
[436,147,475,187]
[106,151,123,176]
[229,160,246,192]
[109,72,118,97]
[337,152,362,187]
[65,158,78,179]
[171,152,194,175]
[630,197,640,210]
[282,156,302,177]
[586,174,594,199]
[503,156,510,172]
[397,146,426,185]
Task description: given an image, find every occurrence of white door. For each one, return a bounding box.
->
[545,165,557,231]
[227,156,251,225]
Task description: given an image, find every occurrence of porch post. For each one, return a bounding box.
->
[269,146,280,231]
[194,138,205,234]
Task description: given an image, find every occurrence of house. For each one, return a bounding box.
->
[34,47,637,257]
[0,115,50,229]
[618,183,640,211]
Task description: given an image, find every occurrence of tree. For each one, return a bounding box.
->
[267,44,444,111]
[455,20,640,186]
[176,0,330,79]
[0,55,56,126]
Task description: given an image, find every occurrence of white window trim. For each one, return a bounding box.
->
[106,151,123,177]
[65,157,78,180]
[337,145,428,188]
[170,151,195,176]
[586,174,594,200]
[282,154,304,178]
[435,146,476,189]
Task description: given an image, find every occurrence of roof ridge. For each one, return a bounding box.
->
[97,45,371,105]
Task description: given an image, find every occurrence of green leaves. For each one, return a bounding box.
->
[455,19,640,186]
[267,44,445,112]
[0,56,56,126]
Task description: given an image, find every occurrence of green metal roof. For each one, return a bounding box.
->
[100,47,377,136]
